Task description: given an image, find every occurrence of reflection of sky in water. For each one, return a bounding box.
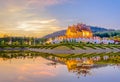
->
[0,56,120,82]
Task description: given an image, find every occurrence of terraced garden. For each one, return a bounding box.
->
[0,51,120,64]
[29,43,120,50]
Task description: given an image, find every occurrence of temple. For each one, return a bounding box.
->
[46,23,115,44]
[66,23,93,38]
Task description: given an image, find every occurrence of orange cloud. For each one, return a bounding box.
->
[18,63,57,78]
[0,0,68,37]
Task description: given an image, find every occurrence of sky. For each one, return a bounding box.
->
[0,0,120,37]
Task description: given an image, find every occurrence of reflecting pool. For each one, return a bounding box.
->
[0,51,120,82]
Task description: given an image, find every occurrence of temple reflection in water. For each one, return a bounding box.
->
[0,51,120,78]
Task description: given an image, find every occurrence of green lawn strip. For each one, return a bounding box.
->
[73,45,86,50]
[106,52,120,56]
[44,45,53,49]
[50,44,61,49]
[55,54,71,57]
[63,45,75,50]
[81,53,100,58]
[69,53,87,58]
[61,54,75,58]
[84,44,97,49]
[110,57,120,63]
[94,44,106,49]
[95,60,119,64]
[111,45,120,49]
[103,45,114,49]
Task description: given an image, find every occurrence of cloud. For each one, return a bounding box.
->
[33,71,56,76]
[23,19,57,24]
[9,19,63,37]
[38,19,57,24]
[18,63,56,78]
[17,19,58,31]
[0,0,68,37]
[0,0,69,10]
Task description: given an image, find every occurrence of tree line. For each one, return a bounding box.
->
[94,30,120,38]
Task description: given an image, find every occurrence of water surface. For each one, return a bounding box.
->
[0,52,120,82]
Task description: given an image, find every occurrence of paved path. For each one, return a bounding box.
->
[28,48,120,54]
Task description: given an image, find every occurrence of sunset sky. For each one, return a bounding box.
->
[0,0,120,37]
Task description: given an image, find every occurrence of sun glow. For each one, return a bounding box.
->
[17,23,37,31]
[18,23,28,29]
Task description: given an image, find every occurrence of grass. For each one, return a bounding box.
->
[0,43,120,50]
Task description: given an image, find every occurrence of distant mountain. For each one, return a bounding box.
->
[43,26,114,39]
[43,30,66,39]
[90,26,114,33]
